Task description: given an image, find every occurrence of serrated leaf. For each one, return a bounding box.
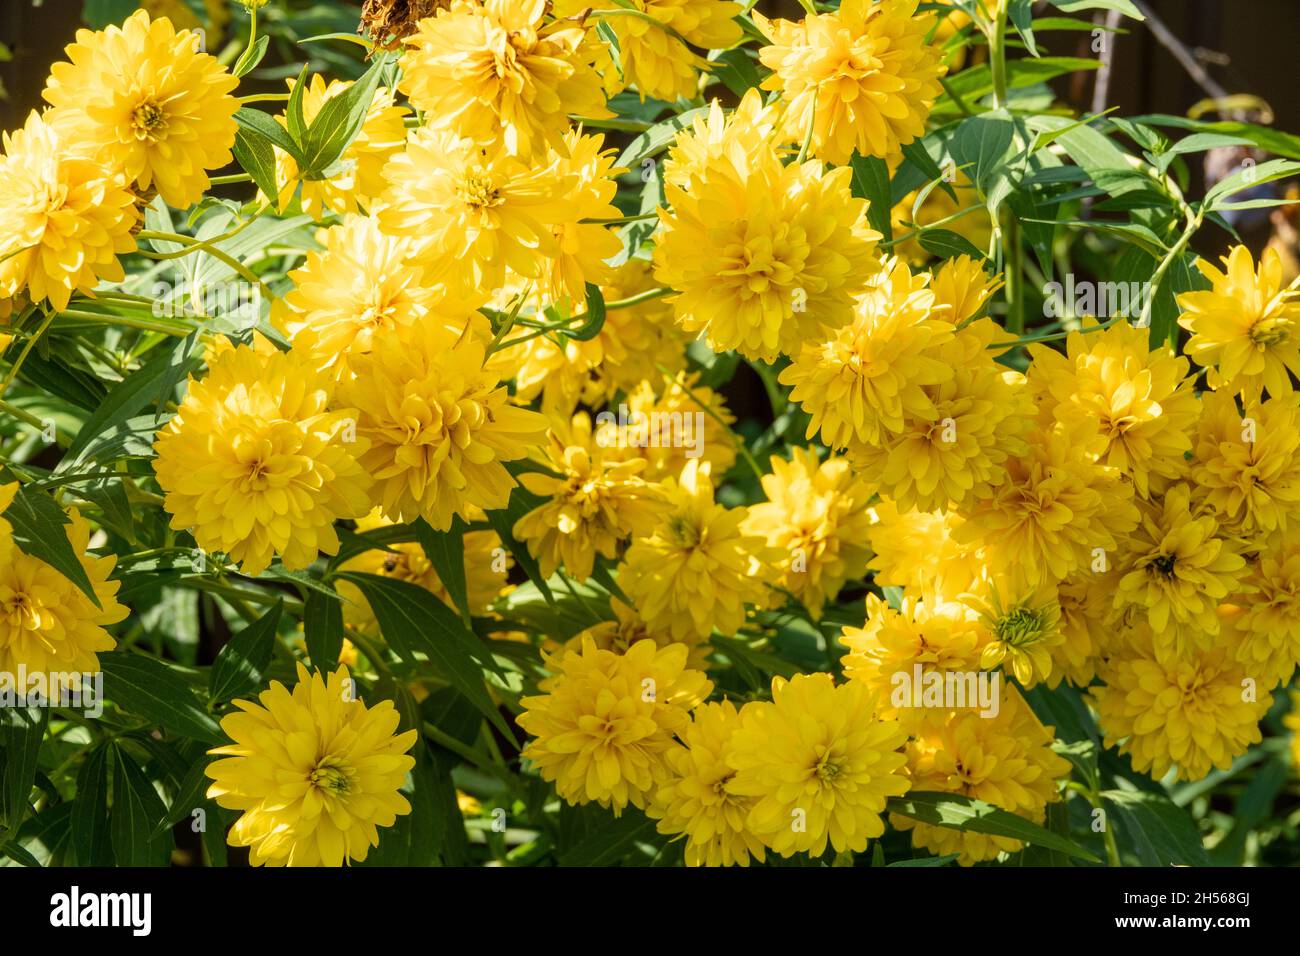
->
[415,517,471,627]
[297,55,388,177]
[233,105,302,163]
[110,744,170,867]
[848,152,893,243]
[304,588,345,672]
[337,572,515,744]
[0,706,46,835]
[99,653,224,743]
[71,745,114,866]
[558,807,658,866]
[1103,789,1210,866]
[2,484,99,607]
[209,599,282,703]
[486,487,554,605]
[233,125,281,201]
[918,227,987,260]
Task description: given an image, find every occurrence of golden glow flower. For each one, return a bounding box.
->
[270,76,409,218]
[0,508,127,685]
[341,317,548,530]
[0,111,136,311]
[1092,624,1268,782]
[514,414,668,581]
[598,373,737,482]
[619,460,773,641]
[866,498,982,597]
[519,637,712,813]
[852,317,1033,512]
[742,447,874,619]
[272,215,468,380]
[1030,320,1200,499]
[1047,575,1111,688]
[655,91,882,362]
[1230,531,1300,687]
[557,0,744,102]
[379,127,578,300]
[929,254,1002,325]
[206,663,418,866]
[648,700,767,867]
[43,9,239,208]
[756,0,945,164]
[1191,389,1300,541]
[398,0,610,158]
[563,596,711,669]
[1112,483,1248,641]
[781,258,953,448]
[727,673,910,857]
[964,577,1063,688]
[1177,245,1300,397]
[892,688,1070,865]
[153,333,372,577]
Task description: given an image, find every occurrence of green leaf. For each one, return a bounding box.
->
[1047,0,1144,18]
[887,791,1101,863]
[415,517,472,628]
[232,34,270,79]
[616,106,709,169]
[337,572,515,743]
[110,744,170,867]
[1205,158,1300,210]
[486,487,555,605]
[558,807,658,866]
[1009,0,1038,56]
[707,46,763,96]
[233,125,281,201]
[99,652,224,743]
[209,599,282,703]
[1131,113,1300,162]
[1,483,99,607]
[0,706,46,835]
[304,588,346,672]
[848,152,893,243]
[233,105,303,163]
[297,55,388,177]
[1103,789,1210,866]
[888,853,960,867]
[918,228,987,260]
[71,745,114,866]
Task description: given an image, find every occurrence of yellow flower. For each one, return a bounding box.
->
[0,507,127,685]
[892,687,1070,866]
[0,111,136,311]
[654,91,882,362]
[648,700,767,867]
[963,577,1063,688]
[742,447,874,619]
[398,0,610,159]
[1047,575,1111,689]
[1092,624,1268,782]
[514,414,668,581]
[153,333,372,577]
[1030,320,1200,499]
[563,597,711,670]
[206,664,418,866]
[534,130,624,308]
[379,127,578,300]
[272,215,470,380]
[519,637,712,814]
[928,254,1002,325]
[662,88,783,192]
[597,373,737,482]
[866,498,982,597]
[1191,389,1300,541]
[852,317,1033,512]
[1286,691,1300,772]
[619,460,773,642]
[1229,532,1300,687]
[337,508,511,637]
[840,592,990,726]
[43,9,239,208]
[341,318,547,530]
[957,421,1139,587]
[781,258,954,448]
[499,260,689,414]
[727,673,910,858]
[1112,483,1248,642]
[556,0,744,102]
[1177,245,1300,397]
[269,75,409,218]
[756,0,945,164]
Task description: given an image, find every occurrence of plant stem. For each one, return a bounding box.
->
[1139,208,1204,345]
[989,1,1010,110]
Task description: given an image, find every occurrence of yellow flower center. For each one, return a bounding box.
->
[132,100,168,140]
[1249,316,1290,348]
[995,606,1046,647]
[1,587,39,630]
[310,759,352,795]
[1151,553,1177,577]
[665,513,701,548]
[458,172,503,210]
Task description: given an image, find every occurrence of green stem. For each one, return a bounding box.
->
[0,308,55,400]
[1139,208,1204,346]
[605,286,675,310]
[989,1,1010,110]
